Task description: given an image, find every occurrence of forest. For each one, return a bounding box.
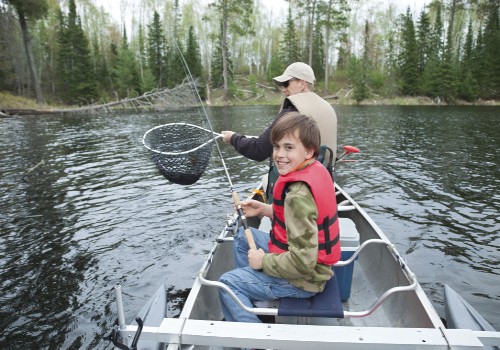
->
[0,0,499,108]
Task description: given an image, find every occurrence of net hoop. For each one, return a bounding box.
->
[142,122,222,156]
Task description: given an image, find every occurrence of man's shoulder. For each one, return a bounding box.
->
[288,92,334,111]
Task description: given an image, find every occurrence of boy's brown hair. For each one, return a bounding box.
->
[270,112,321,157]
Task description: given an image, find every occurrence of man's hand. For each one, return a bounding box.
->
[221,130,234,143]
[248,248,265,270]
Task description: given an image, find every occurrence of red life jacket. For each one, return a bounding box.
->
[269,161,341,265]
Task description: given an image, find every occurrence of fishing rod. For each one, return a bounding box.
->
[144,38,256,250]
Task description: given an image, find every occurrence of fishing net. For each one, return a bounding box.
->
[143,123,221,185]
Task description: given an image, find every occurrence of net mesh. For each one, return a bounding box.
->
[143,123,214,185]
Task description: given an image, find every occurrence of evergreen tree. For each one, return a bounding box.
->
[114,29,141,98]
[481,2,500,99]
[416,10,431,72]
[108,42,119,90]
[471,28,485,95]
[280,6,300,66]
[92,35,110,96]
[147,11,166,88]
[185,26,205,98]
[353,20,370,104]
[416,9,431,94]
[336,44,349,71]
[137,24,156,93]
[440,0,460,102]
[56,0,97,105]
[458,20,479,101]
[185,26,203,80]
[384,31,399,97]
[166,0,186,88]
[421,0,444,98]
[311,25,325,81]
[398,8,419,95]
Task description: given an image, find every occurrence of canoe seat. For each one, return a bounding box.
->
[277,273,344,318]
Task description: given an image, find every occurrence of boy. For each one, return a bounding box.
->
[218,112,340,323]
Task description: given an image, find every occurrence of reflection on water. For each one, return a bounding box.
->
[0,105,498,348]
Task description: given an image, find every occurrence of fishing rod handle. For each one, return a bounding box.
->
[231,191,257,250]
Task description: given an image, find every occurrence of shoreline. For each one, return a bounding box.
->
[1,91,498,117]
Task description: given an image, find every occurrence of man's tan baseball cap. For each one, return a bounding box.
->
[273,62,316,85]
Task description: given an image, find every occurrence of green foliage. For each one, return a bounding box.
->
[147,11,166,88]
[398,9,419,95]
[185,26,205,97]
[267,54,285,82]
[279,7,300,66]
[419,56,442,97]
[7,0,48,19]
[114,30,141,98]
[1,0,499,105]
[416,10,432,73]
[247,75,257,96]
[459,69,479,101]
[141,68,157,93]
[185,26,203,79]
[440,54,458,102]
[458,20,479,101]
[211,23,233,88]
[346,56,369,103]
[311,26,325,80]
[167,45,186,88]
[56,0,97,105]
[369,70,385,93]
[479,2,500,99]
[208,0,254,102]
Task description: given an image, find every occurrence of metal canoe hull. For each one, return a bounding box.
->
[115,183,500,349]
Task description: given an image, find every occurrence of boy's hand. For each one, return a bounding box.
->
[240,199,262,217]
[248,248,265,270]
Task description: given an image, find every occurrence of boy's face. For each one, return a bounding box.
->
[273,130,314,175]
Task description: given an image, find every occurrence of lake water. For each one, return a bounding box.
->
[0,105,499,349]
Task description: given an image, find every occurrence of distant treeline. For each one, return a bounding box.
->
[0,0,499,106]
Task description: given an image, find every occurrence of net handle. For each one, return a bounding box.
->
[142,122,222,156]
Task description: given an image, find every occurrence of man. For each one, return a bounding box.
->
[221,62,338,199]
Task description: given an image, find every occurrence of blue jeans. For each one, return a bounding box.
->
[218,227,316,323]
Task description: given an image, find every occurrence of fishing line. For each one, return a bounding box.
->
[143,37,256,249]
[171,39,236,189]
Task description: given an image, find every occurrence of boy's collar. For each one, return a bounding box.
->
[290,158,315,173]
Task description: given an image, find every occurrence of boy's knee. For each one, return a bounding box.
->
[219,270,234,286]
[234,228,248,246]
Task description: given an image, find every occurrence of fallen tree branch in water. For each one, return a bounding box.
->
[1,80,201,116]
